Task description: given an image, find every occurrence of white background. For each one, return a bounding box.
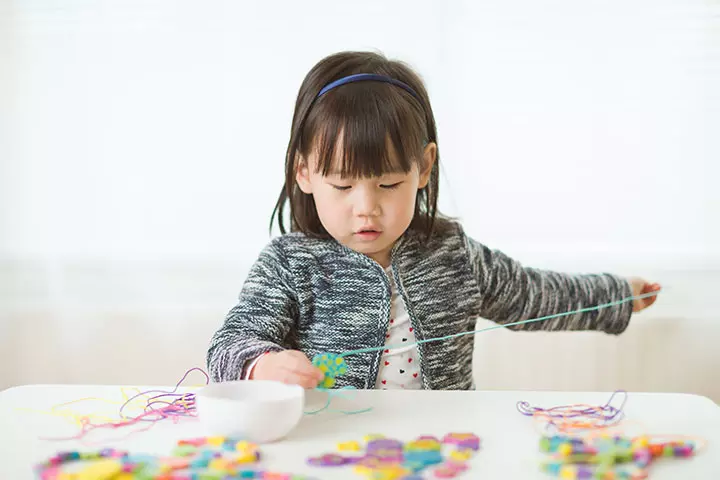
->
[1,0,719,399]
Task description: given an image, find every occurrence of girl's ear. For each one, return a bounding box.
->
[418,142,437,189]
[295,156,314,194]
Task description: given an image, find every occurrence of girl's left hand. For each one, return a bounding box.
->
[629,277,661,312]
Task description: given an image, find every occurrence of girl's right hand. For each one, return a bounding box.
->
[251,350,325,389]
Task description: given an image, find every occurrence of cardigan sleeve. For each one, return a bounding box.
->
[206,239,297,382]
[463,234,634,334]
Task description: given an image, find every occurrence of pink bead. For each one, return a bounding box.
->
[178,437,207,447]
[40,467,60,480]
[263,473,291,480]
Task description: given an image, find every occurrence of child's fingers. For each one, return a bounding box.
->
[284,351,325,380]
[279,367,322,388]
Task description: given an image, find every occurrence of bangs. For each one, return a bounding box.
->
[301,82,427,178]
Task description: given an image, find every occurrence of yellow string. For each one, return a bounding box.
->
[16,388,154,427]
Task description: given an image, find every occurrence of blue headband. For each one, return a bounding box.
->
[316,73,421,100]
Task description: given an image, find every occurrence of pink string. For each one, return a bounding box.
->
[40,368,209,443]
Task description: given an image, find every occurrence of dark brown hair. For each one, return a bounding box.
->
[271,51,441,240]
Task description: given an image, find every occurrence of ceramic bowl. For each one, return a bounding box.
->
[195,380,304,443]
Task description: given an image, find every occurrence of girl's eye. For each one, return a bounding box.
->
[380,182,402,190]
[331,185,351,191]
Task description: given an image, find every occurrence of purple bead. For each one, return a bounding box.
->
[457,438,481,451]
[674,445,693,457]
[99,448,115,457]
[633,450,651,467]
[577,466,593,479]
[307,454,351,467]
[367,439,403,451]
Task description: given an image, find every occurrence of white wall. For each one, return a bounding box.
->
[1,1,719,399]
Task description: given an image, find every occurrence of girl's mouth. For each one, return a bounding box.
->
[355,229,382,240]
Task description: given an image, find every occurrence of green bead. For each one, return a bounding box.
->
[172,444,197,457]
[539,437,551,452]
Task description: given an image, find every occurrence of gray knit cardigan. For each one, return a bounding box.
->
[206,220,632,390]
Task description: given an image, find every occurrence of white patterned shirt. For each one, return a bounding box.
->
[374,267,423,389]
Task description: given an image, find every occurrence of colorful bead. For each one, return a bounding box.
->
[179,438,207,447]
[204,436,224,447]
[235,441,257,452]
[448,449,472,462]
[263,473,291,480]
[75,459,123,480]
[367,439,404,451]
[433,461,467,478]
[307,453,352,467]
[405,439,441,452]
[337,440,362,451]
[172,444,198,457]
[40,467,60,480]
[441,433,480,449]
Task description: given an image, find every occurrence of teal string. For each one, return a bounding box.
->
[304,289,661,416]
[339,289,662,358]
[303,386,373,416]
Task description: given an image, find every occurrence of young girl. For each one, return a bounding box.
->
[206,51,660,391]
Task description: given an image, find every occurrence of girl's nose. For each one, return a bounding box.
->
[352,187,380,217]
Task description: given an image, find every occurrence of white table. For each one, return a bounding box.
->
[1,385,719,479]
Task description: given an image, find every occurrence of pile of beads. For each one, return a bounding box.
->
[539,433,698,479]
[35,436,316,480]
[306,432,481,479]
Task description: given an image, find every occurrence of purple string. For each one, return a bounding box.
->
[118,367,209,422]
[516,390,627,428]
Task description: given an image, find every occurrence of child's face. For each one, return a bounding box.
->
[296,142,436,268]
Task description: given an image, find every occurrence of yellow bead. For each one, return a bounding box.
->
[633,436,649,448]
[354,464,372,475]
[364,434,385,442]
[206,436,225,447]
[209,458,232,471]
[75,460,123,480]
[370,465,411,480]
[559,465,577,479]
[337,440,362,451]
[450,449,473,461]
[319,377,336,389]
[406,439,441,451]
[234,451,257,464]
[235,440,257,452]
[114,474,134,480]
[335,357,343,365]
[558,443,573,456]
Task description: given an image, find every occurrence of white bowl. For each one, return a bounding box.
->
[195,380,304,443]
